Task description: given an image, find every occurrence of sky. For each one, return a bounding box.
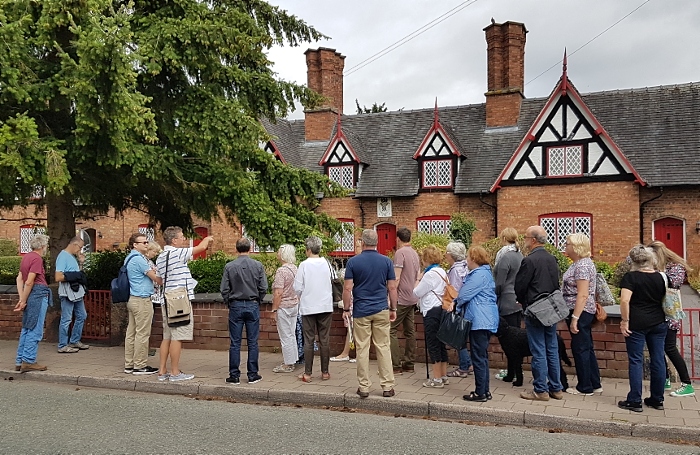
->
[266,0,700,119]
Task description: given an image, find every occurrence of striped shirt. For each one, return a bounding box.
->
[156,245,197,299]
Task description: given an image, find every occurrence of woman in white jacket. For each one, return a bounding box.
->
[413,245,449,388]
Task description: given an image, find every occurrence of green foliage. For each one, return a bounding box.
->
[355,99,388,114]
[410,232,450,268]
[449,213,478,248]
[611,260,631,289]
[83,250,129,290]
[0,0,344,261]
[0,256,21,285]
[188,251,230,294]
[593,260,615,283]
[543,244,572,279]
[0,239,19,256]
[687,266,700,292]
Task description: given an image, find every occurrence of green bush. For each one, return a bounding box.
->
[0,256,22,285]
[593,260,615,282]
[449,213,477,248]
[83,250,129,290]
[687,266,700,292]
[0,239,19,256]
[189,251,281,294]
[611,260,631,289]
[543,243,572,278]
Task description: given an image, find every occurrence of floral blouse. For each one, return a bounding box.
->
[562,257,597,314]
[666,262,687,331]
[272,264,299,309]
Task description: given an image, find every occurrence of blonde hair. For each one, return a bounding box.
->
[467,245,490,266]
[278,244,296,264]
[648,241,691,273]
[567,233,591,258]
[500,227,519,248]
[146,242,163,255]
[421,245,443,265]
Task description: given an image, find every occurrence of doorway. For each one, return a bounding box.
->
[653,217,685,258]
[376,223,396,256]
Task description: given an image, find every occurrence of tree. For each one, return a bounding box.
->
[0,0,343,269]
[355,99,388,114]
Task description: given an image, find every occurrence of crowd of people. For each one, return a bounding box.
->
[12,224,696,407]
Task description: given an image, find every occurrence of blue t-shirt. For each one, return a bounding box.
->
[56,250,80,273]
[125,250,154,298]
[345,250,396,318]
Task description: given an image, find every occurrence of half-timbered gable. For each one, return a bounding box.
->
[318,118,362,189]
[491,60,644,191]
[413,104,462,190]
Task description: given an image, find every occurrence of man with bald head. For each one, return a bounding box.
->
[515,225,564,402]
[343,229,398,398]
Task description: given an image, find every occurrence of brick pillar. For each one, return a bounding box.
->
[304,48,345,141]
[483,21,527,127]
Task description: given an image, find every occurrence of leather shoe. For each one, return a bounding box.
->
[549,390,564,400]
[382,389,395,397]
[20,362,47,373]
[356,388,369,399]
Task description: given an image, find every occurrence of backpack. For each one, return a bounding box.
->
[594,272,615,306]
[111,255,137,303]
[432,270,458,311]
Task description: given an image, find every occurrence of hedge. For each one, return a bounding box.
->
[0,256,22,285]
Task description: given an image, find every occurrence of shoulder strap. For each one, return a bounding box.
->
[123,254,137,275]
[163,252,171,289]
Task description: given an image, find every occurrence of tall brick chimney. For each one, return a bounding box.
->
[304,48,345,141]
[483,21,527,127]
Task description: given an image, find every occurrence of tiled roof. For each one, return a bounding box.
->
[263,82,700,196]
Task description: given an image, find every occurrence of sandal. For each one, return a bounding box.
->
[298,373,313,383]
[321,372,331,380]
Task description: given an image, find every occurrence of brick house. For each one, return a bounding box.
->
[262,21,700,267]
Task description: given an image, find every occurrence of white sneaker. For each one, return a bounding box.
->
[169,372,194,382]
[423,378,444,388]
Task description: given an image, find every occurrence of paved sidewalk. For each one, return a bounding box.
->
[2,339,699,443]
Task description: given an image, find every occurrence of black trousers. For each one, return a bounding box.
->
[665,327,691,384]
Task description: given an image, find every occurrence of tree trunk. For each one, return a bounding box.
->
[46,192,76,283]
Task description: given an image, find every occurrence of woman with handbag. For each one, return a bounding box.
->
[456,246,499,402]
[648,241,695,398]
[618,245,668,412]
[413,245,449,388]
[562,233,602,396]
[444,241,473,378]
[271,244,300,373]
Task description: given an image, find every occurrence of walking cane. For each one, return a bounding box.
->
[423,310,430,379]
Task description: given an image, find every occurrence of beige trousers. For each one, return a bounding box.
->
[124,296,154,369]
[354,309,395,392]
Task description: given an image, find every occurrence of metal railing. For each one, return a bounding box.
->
[678,308,700,380]
[82,290,111,341]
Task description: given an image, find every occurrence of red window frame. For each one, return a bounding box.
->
[538,212,592,251]
[546,145,583,178]
[420,159,453,189]
[416,216,451,235]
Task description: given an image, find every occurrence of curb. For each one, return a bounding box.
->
[3,369,700,443]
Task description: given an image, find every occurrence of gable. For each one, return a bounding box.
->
[491,75,644,191]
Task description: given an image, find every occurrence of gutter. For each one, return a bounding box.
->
[479,191,498,237]
[639,187,663,244]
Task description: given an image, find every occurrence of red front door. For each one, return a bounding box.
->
[654,217,684,258]
[376,223,396,256]
[193,227,209,259]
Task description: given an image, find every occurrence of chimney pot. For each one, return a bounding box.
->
[304,48,345,141]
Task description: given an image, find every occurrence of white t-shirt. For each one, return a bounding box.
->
[413,268,448,316]
[156,245,197,299]
[293,257,333,316]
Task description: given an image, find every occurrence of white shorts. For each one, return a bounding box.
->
[162,318,194,341]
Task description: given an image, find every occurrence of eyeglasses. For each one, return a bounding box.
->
[135,241,149,244]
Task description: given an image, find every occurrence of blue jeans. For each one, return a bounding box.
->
[525,317,562,393]
[625,322,666,404]
[568,311,601,393]
[469,330,491,396]
[228,301,260,379]
[16,297,49,365]
[458,348,472,371]
[58,296,87,348]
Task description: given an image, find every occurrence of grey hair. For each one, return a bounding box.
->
[532,230,548,244]
[446,241,466,261]
[361,229,378,246]
[29,234,49,251]
[163,226,183,245]
[305,236,322,255]
[628,245,656,271]
[278,244,296,264]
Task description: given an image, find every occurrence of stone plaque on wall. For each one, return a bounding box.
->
[377,197,392,217]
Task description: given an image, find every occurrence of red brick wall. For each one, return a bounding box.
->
[641,186,700,267]
[0,294,22,339]
[498,181,640,264]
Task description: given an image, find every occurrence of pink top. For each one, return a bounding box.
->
[272,264,299,309]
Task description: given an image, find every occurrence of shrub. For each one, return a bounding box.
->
[83,250,129,290]
[0,256,22,285]
[0,239,19,256]
[543,243,572,278]
[449,213,477,248]
[593,260,615,282]
[411,232,450,268]
[688,266,700,292]
[188,251,231,294]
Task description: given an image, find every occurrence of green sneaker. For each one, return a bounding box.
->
[495,369,508,380]
[664,378,672,390]
[670,383,695,397]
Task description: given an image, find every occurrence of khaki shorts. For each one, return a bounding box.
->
[162,317,194,341]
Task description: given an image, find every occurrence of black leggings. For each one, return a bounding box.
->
[665,327,691,384]
[423,306,449,364]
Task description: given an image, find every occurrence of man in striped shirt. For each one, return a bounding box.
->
[156,226,214,382]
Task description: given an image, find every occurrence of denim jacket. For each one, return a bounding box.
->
[455,265,499,332]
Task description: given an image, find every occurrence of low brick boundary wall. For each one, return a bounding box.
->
[0,289,627,378]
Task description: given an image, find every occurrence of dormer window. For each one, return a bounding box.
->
[413,105,461,190]
[328,165,355,189]
[547,145,582,177]
[319,119,361,190]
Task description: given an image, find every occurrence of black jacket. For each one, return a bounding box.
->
[514,247,560,308]
[62,271,89,293]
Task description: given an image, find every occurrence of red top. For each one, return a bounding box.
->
[19,251,47,286]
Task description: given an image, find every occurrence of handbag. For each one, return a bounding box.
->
[162,252,192,327]
[595,302,607,322]
[431,271,458,311]
[523,290,569,327]
[437,308,471,350]
[594,272,615,306]
[327,260,343,302]
[660,272,684,320]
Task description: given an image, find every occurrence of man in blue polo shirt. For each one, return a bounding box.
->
[343,229,398,398]
[123,233,162,375]
[55,236,89,353]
